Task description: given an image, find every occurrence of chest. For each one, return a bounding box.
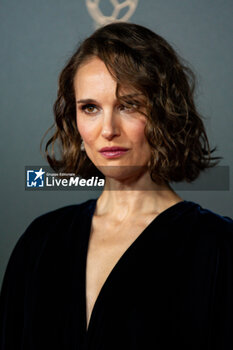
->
[85,215,158,328]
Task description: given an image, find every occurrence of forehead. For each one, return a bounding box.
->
[76,57,110,77]
[73,57,139,99]
[73,57,117,99]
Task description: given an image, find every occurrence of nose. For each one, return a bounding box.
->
[101,110,120,140]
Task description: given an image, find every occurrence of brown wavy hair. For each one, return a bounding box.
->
[41,22,221,184]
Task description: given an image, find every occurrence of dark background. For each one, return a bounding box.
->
[0,0,232,287]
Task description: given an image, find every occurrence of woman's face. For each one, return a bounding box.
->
[74,56,152,180]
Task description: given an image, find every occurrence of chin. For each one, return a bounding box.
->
[96,164,149,181]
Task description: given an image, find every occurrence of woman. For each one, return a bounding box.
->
[0,22,232,350]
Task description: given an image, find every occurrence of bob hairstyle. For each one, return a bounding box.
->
[41,22,221,184]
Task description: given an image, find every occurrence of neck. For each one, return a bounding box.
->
[95,171,183,220]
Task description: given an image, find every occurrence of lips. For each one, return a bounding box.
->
[99,146,130,159]
[99,146,129,152]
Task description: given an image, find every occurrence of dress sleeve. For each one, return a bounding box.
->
[0,225,32,350]
[0,204,78,350]
[209,217,233,349]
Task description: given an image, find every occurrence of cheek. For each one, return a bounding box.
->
[76,116,97,144]
[126,121,148,146]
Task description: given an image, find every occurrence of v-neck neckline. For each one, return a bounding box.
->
[81,198,195,337]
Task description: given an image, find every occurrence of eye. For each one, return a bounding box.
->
[119,103,138,112]
[80,104,99,115]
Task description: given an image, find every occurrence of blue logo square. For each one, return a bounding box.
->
[26,168,45,187]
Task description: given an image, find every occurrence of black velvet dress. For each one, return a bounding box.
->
[0,198,233,349]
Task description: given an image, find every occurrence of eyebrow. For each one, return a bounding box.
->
[76,93,143,104]
[76,98,98,104]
